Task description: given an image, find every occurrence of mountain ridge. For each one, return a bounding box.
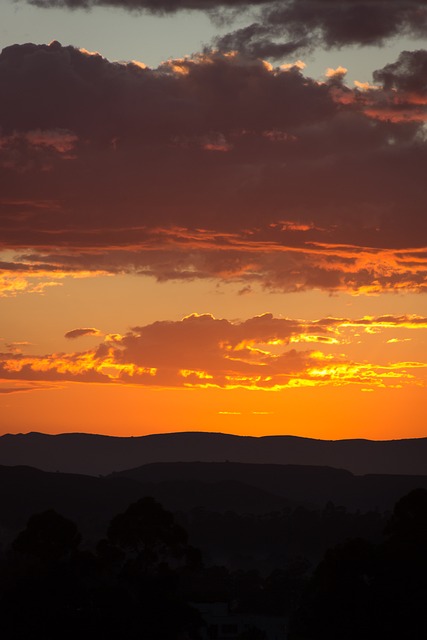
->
[1,431,426,476]
[1,461,427,549]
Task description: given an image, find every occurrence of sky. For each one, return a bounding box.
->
[0,0,426,440]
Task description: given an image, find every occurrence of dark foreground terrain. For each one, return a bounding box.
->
[1,434,426,638]
[2,461,427,562]
[0,487,426,639]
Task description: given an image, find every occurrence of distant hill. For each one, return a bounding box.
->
[1,461,427,533]
[112,461,427,512]
[0,465,144,544]
[0,464,290,544]
[2,461,427,571]
[0,431,426,476]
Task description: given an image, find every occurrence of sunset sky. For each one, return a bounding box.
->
[0,0,426,439]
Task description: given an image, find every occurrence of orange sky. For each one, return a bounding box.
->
[1,379,426,440]
[1,280,426,438]
[0,4,426,440]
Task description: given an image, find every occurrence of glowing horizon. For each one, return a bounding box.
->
[0,2,426,440]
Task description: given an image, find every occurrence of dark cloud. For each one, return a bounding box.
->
[26,0,269,11]
[373,49,427,92]
[213,22,307,59]
[25,0,427,53]
[64,328,101,339]
[0,43,426,294]
[256,0,427,53]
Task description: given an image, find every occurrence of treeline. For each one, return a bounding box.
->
[177,502,387,572]
[289,488,427,639]
[0,490,426,639]
[0,497,203,639]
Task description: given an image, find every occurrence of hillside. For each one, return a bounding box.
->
[112,460,427,512]
[1,461,427,540]
[1,431,426,476]
[2,461,427,571]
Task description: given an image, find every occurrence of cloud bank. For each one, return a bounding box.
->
[0,43,426,295]
[215,0,427,58]
[25,0,427,55]
[1,314,426,390]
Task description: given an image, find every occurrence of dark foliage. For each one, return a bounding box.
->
[12,509,81,565]
[177,501,386,572]
[0,488,426,639]
[288,488,427,640]
[0,498,203,640]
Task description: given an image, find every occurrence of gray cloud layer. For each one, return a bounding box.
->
[216,0,427,58]
[27,0,268,11]
[25,0,427,55]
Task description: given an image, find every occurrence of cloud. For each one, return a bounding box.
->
[23,0,427,52]
[4,341,32,354]
[0,43,426,294]
[22,0,427,61]
[214,23,307,60]
[0,386,33,394]
[0,264,109,298]
[25,0,270,11]
[374,49,427,93]
[214,1,427,58]
[0,382,56,394]
[65,327,102,339]
[1,313,426,390]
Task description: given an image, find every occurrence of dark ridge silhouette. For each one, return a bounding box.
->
[112,461,427,512]
[1,462,427,550]
[0,465,145,543]
[0,464,291,546]
[142,478,290,514]
[1,431,427,476]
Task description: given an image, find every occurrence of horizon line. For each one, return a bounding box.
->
[2,430,426,443]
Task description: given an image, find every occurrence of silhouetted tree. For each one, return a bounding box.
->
[12,509,81,565]
[289,489,427,640]
[384,487,427,544]
[375,488,427,640]
[1,511,87,639]
[288,537,376,639]
[107,496,189,571]
[105,497,203,639]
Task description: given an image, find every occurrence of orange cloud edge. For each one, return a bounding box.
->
[1,313,426,392]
